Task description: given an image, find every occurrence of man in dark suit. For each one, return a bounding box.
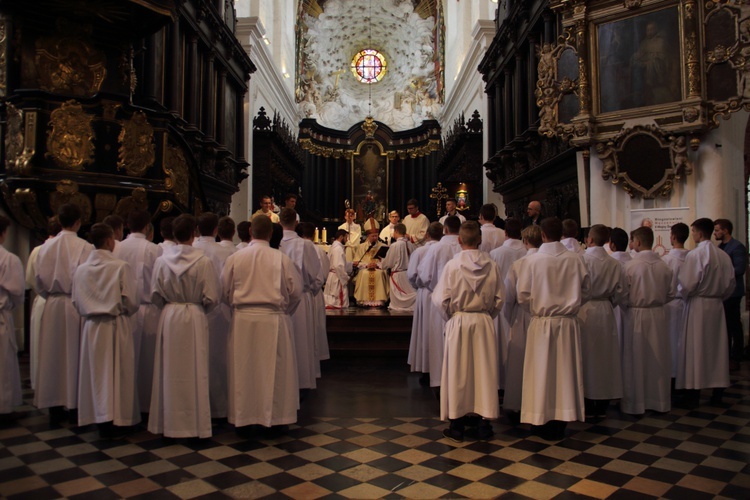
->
[714,218,747,371]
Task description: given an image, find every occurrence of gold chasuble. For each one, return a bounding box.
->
[352,241,389,307]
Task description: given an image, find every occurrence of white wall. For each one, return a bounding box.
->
[233,9,300,223]
[585,110,749,245]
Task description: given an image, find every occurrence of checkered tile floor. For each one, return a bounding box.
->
[2,358,750,499]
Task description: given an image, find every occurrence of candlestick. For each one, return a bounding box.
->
[314,228,319,243]
[321,227,327,243]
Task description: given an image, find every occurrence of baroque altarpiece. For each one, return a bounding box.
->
[0,0,254,240]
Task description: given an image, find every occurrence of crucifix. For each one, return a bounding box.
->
[430,182,449,216]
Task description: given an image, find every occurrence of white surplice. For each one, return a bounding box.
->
[578,246,627,401]
[73,250,140,427]
[621,251,673,414]
[404,213,429,246]
[517,241,590,425]
[662,248,689,378]
[222,240,302,428]
[236,241,249,250]
[479,223,505,254]
[433,250,503,421]
[158,240,177,252]
[439,212,466,225]
[34,230,93,410]
[193,237,236,419]
[406,240,436,372]
[676,240,735,390]
[561,237,585,255]
[115,232,163,414]
[338,222,362,260]
[324,240,351,309]
[0,246,24,414]
[417,234,462,386]
[502,248,537,412]
[25,243,45,390]
[313,244,330,367]
[149,245,220,438]
[490,238,527,390]
[281,231,322,390]
[380,237,416,311]
[610,251,633,348]
[379,223,396,245]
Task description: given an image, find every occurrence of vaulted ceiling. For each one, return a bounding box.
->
[295,0,444,132]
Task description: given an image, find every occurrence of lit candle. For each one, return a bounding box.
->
[314,228,319,243]
[321,227,327,243]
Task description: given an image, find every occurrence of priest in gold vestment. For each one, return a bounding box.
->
[353,228,389,307]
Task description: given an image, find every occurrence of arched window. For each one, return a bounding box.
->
[351,49,387,83]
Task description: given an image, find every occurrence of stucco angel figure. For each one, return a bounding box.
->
[596,141,617,181]
[670,136,691,179]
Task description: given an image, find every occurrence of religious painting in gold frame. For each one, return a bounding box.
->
[596,6,682,114]
[351,139,388,224]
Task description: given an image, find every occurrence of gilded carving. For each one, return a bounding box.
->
[117,111,155,177]
[0,15,8,97]
[535,41,580,138]
[1,183,35,228]
[623,0,643,9]
[50,180,92,223]
[597,126,692,199]
[683,107,699,122]
[5,103,29,174]
[164,144,190,207]
[361,116,378,138]
[35,23,106,96]
[114,187,148,219]
[94,193,117,222]
[46,100,94,170]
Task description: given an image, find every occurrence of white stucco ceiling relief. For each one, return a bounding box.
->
[297,0,442,132]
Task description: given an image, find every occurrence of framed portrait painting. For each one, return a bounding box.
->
[597,6,682,114]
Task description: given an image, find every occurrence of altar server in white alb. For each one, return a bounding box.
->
[578,225,627,419]
[299,222,330,370]
[379,223,416,311]
[608,228,632,345]
[338,209,362,260]
[404,198,429,246]
[324,230,352,309]
[280,208,322,390]
[620,226,673,415]
[34,203,93,424]
[478,204,504,254]
[236,220,251,250]
[0,216,25,423]
[516,217,590,441]
[406,222,442,379]
[113,209,162,415]
[223,215,302,436]
[489,217,526,391]
[26,216,62,390]
[676,217,735,408]
[194,213,236,420]
[149,215,221,438]
[439,199,466,225]
[417,215,462,388]
[158,217,176,251]
[433,221,503,442]
[561,219,585,255]
[502,225,542,419]
[662,222,690,379]
[73,224,140,438]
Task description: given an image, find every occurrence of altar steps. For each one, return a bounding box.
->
[325,307,413,356]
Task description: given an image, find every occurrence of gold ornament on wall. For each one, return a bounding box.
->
[5,103,35,175]
[50,180,92,223]
[46,100,94,170]
[117,111,155,177]
[35,23,106,97]
[164,143,190,207]
[114,187,148,219]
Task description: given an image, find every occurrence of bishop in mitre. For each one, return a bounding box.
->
[353,219,389,307]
